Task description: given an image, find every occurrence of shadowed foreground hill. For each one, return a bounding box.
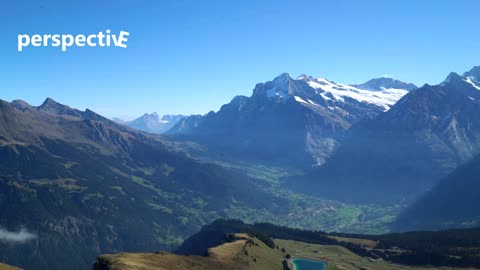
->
[296,66,480,203]
[394,153,480,231]
[0,99,282,270]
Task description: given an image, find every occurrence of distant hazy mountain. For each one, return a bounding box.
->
[169,73,416,166]
[125,113,186,134]
[351,77,418,91]
[0,98,277,270]
[394,153,480,231]
[297,66,480,203]
[111,117,127,124]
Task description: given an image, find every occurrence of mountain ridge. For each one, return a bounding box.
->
[124,113,186,134]
[0,98,280,270]
[168,73,416,166]
[351,77,418,91]
[294,66,480,203]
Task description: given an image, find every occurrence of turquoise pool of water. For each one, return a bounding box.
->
[291,258,327,270]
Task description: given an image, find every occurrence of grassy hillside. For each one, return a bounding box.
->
[176,219,480,269]
[276,239,478,270]
[94,234,285,270]
[95,235,476,270]
[0,263,22,270]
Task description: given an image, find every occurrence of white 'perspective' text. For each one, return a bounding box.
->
[18,30,130,52]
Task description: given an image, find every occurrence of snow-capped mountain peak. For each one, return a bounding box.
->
[296,74,314,81]
[143,112,159,119]
[255,72,416,111]
[352,77,418,91]
[297,75,413,111]
[465,77,480,91]
[273,72,291,82]
[442,69,480,91]
[463,65,480,80]
[126,113,186,134]
[462,66,480,90]
[265,73,295,99]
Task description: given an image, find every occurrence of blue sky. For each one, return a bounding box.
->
[1,0,479,119]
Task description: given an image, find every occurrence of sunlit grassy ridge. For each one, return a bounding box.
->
[0,263,21,270]
[96,235,476,270]
[95,234,286,270]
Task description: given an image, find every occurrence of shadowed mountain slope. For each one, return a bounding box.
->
[0,98,281,270]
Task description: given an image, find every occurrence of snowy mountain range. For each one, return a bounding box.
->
[115,113,186,134]
[297,66,480,203]
[169,73,417,165]
[297,75,416,111]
